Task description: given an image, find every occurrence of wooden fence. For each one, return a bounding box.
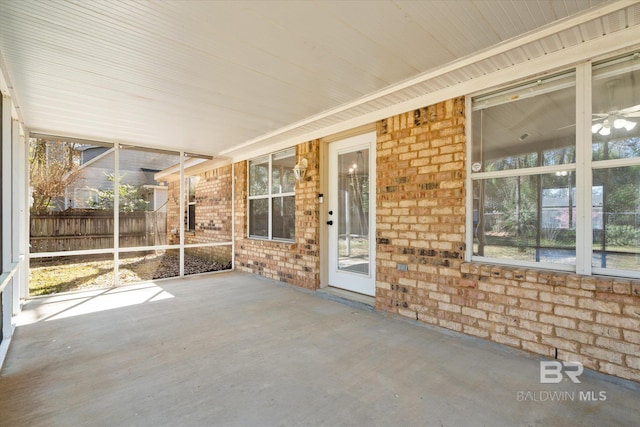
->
[30,210,167,253]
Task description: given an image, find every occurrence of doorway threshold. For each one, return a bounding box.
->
[317,286,375,311]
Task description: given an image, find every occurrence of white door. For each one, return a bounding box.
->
[327,132,376,296]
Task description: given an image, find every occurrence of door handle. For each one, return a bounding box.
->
[326,220,333,225]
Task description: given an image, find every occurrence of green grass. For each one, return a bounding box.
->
[29,252,230,296]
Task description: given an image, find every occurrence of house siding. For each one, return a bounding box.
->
[70,149,177,210]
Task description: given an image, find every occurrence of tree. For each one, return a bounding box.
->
[88,173,149,212]
[29,139,81,213]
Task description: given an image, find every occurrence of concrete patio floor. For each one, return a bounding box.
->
[1,272,639,427]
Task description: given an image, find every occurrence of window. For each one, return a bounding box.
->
[187,176,197,232]
[248,148,296,241]
[470,53,640,278]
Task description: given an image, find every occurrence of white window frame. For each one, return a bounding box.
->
[467,53,640,279]
[247,148,296,242]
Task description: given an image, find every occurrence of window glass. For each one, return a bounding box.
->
[543,147,576,166]
[187,176,198,232]
[272,196,295,240]
[188,176,197,203]
[592,56,640,161]
[472,72,576,172]
[471,54,640,278]
[592,166,640,272]
[590,55,640,275]
[473,173,576,266]
[483,152,539,172]
[249,156,269,196]
[271,149,296,194]
[249,198,269,238]
[248,149,296,241]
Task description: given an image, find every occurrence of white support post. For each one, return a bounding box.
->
[20,130,29,300]
[2,94,13,341]
[575,62,593,276]
[114,145,120,286]
[10,119,20,314]
[179,152,185,277]
[231,161,235,271]
[464,95,474,262]
[1,95,10,275]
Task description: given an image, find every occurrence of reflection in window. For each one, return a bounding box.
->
[591,55,640,273]
[472,71,577,266]
[473,173,576,265]
[592,166,640,271]
[249,198,269,238]
[472,53,640,277]
[187,176,197,232]
[472,71,576,173]
[249,156,269,196]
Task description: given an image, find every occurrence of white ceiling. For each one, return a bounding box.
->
[1,0,639,160]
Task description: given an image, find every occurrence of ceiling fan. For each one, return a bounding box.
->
[591,104,640,136]
[591,79,639,136]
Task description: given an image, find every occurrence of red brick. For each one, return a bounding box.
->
[595,313,640,330]
[553,305,594,322]
[626,355,640,370]
[555,327,594,345]
[594,337,640,355]
[578,321,621,339]
[461,307,487,320]
[463,325,490,338]
[599,363,640,382]
[581,346,624,365]
[506,326,539,342]
[521,341,553,357]
[539,314,576,329]
[623,329,640,344]
[540,336,579,353]
[519,299,553,313]
[556,350,599,371]
[518,319,554,335]
[491,333,521,348]
[577,298,621,314]
[539,292,576,307]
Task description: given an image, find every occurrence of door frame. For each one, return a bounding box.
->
[323,131,376,296]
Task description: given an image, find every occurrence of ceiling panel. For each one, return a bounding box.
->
[1,0,636,159]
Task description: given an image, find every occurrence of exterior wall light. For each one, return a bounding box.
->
[294,157,308,182]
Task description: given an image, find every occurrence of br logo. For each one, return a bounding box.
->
[540,361,584,384]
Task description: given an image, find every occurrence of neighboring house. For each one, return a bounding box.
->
[65,146,177,211]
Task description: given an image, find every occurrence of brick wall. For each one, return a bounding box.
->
[166,180,180,244]
[460,263,640,382]
[374,97,640,383]
[166,165,233,265]
[233,140,320,290]
[159,98,640,383]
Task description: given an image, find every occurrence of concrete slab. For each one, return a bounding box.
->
[1,272,638,427]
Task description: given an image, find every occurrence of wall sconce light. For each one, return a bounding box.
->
[294,157,308,182]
